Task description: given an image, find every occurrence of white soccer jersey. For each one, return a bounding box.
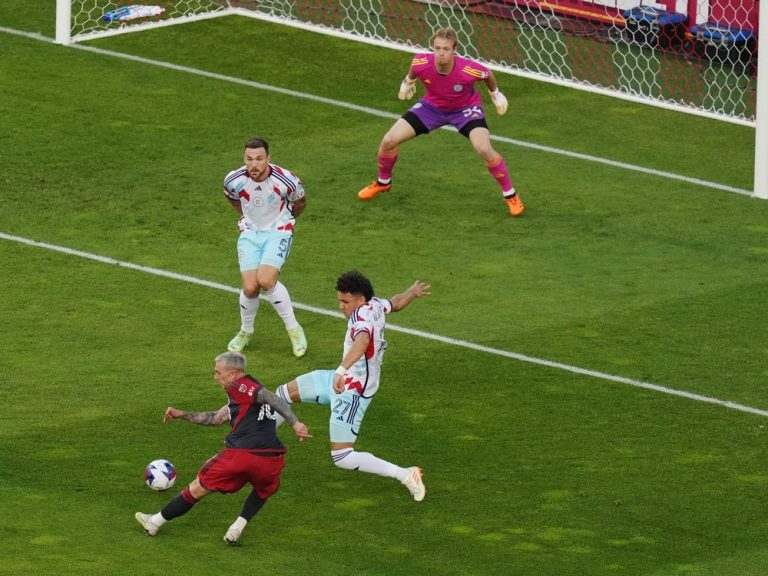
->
[344,297,393,398]
[223,163,305,232]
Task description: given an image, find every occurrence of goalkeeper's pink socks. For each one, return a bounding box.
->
[485,154,514,194]
[377,147,399,183]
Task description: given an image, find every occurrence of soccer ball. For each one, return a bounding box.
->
[144,459,177,491]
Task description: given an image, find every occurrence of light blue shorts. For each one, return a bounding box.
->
[237,230,293,272]
[296,369,372,444]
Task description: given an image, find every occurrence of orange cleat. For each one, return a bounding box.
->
[358,181,392,200]
[505,194,525,217]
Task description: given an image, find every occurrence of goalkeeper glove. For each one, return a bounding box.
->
[398,76,417,101]
[489,88,508,115]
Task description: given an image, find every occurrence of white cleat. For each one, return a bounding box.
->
[224,525,242,545]
[135,512,160,536]
[287,325,307,358]
[401,467,426,502]
[227,330,252,352]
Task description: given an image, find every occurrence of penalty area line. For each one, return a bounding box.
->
[3,231,767,418]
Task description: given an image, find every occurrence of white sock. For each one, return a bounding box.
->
[265,282,298,330]
[503,187,516,199]
[239,290,260,333]
[151,512,167,527]
[229,516,247,533]
[331,449,407,479]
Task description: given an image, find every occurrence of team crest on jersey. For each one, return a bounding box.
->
[453,84,463,92]
[253,197,264,207]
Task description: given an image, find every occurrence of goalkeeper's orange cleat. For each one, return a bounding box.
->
[505,194,525,217]
[358,181,392,200]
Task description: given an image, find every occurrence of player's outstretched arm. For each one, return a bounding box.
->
[163,405,229,425]
[256,387,312,442]
[390,280,431,312]
[256,388,312,442]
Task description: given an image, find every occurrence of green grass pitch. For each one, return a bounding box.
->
[1,2,767,575]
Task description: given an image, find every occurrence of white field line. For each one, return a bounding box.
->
[2,231,767,418]
[0,25,752,197]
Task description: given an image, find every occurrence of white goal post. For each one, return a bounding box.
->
[55,0,765,198]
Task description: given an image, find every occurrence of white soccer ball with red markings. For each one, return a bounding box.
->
[144,459,177,491]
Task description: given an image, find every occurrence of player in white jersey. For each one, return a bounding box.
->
[275,270,430,501]
[223,137,307,357]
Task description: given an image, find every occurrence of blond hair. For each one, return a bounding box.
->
[430,27,458,49]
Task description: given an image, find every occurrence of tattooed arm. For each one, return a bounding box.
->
[255,388,298,426]
[163,405,230,425]
[256,388,312,442]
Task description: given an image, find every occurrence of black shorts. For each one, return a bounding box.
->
[402,111,487,139]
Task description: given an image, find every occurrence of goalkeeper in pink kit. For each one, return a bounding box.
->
[358,27,524,217]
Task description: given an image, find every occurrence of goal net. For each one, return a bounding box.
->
[56,0,766,194]
[57,0,760,125]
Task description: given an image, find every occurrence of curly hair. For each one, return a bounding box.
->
[335,270,374,301]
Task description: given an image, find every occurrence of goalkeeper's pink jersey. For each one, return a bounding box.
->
[411,53,489,111]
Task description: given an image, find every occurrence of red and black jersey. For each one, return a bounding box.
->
[224,375,285,452]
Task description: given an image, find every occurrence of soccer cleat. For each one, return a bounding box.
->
[227,330,252,352]
[287,325,307,358]
[135,512,160,536]
[505,194,525,217]
[401,467,426,502]
[358,181,392,200]
[223,525,242,545]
